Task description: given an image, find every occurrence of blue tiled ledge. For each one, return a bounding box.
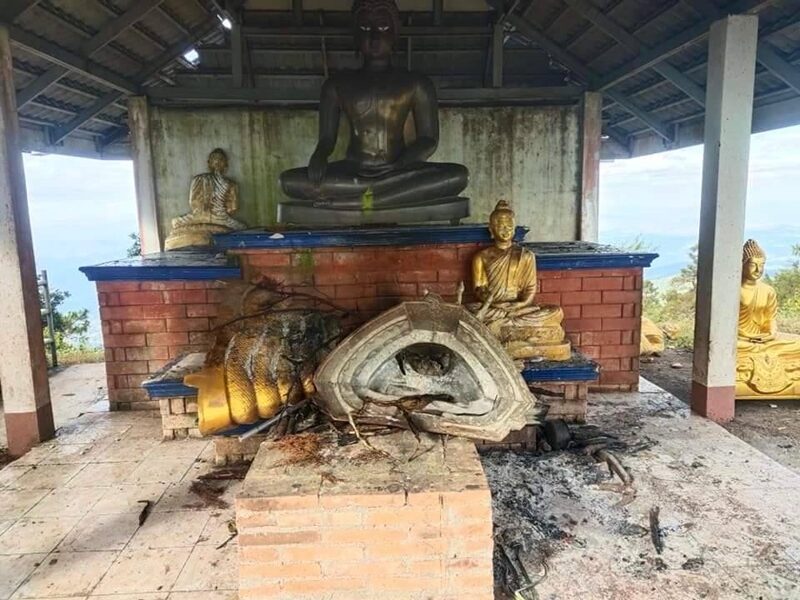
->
[80,250,242,282]
[143,380,199,398]
[521,354,600,383]
[213,224,528,249]
[529,242,658,270]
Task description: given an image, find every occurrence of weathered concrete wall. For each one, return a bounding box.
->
[148,105,580,241]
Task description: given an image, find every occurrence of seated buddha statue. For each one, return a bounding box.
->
[736,239,800,399]
[467,201,571,361]
[164,149,246,251]
[277,0,469,225]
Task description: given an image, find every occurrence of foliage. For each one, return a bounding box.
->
[127,232,142,258]
[41,288,102,365]
[766,244,800,334]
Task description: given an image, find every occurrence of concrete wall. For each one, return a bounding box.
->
[147,104,581,241]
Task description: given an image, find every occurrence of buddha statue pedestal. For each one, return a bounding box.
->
[736,239,800,400]
[467,201,571,362]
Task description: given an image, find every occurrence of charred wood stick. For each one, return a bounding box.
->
[649,506,663,554]
[595,449,633,486]
[137,500,152,527]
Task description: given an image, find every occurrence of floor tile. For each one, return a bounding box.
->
[196,512,237,548]
[0,517,80,555]
[125,459,193,485]
[173,544,238,592]
[93,548,192,595]
[0,554,47,600]
[12,464,84,490]
[92,484,169,515]
[38,443,95,465]
[59,512,142,552]
[14,551,118,598]
[128,510,211,550]
[26,486,109,518]
[0,466,32,489]
[168,592,237,599]
[89,594,167,600]
[0,489,50,519]
[66,462,141,489]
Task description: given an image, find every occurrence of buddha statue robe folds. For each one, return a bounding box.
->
[736,239,800,399]
[467,201,571,361]
[277,0,469,226]
[164,149,246,251]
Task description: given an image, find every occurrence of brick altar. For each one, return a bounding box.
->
[81,227,657,410]
[236,430,494,600]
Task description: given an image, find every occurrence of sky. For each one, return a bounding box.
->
[20,122,800,341]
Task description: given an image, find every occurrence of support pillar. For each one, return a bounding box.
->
[692,15,759,422]
[0,26,54,457]
[579,92,602,241]
[128,96,162,254]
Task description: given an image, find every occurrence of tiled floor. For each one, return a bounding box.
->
[0,406,239,600]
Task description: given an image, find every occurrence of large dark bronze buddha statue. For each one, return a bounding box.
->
[278,0,469,225]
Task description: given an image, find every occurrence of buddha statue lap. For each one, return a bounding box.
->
[277,0,469,226]
[467,201,571,361]
[165,149,246,251]
[736,239,800,399]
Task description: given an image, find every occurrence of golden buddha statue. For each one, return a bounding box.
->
[736,239,800,399]
[164,149,246,251]
[277,0,469,225]
[184,284,340,435]
[468,201,571,361]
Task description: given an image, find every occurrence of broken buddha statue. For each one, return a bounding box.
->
[164,148,246,251]
[184,284,341,435]
[467,200,571,361]
[277,0,469,225]
[736,239,800,399]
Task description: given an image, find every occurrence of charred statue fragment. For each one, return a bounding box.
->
[313,295,534,441]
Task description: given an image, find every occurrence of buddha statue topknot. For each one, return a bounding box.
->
[165,149,246,250]
[736,239,800,399]
[467,201,571,361]
[277,0,469,225]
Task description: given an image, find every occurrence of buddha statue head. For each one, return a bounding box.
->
[352,0,400,61]
[489,200,516,246]
[208,148,229,175]
[742,239,766,284]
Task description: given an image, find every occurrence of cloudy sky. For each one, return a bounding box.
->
[21,122,800,339]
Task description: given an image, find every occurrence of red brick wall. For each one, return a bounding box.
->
[95,245,642,410]
[97,280,224,410]
[235,245,643,392]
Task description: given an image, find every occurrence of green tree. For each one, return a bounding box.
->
[41,289,92,353]
[127,232,141,258]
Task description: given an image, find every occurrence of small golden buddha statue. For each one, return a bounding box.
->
[468,201,571,361]
[164,149,246,251]
[736,239,800,399]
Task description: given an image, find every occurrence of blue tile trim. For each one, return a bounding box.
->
[80,250,242,282]
[142,381,199,397]
[213,225,529,249]
[535,253,659,270]
[521,357,600,383]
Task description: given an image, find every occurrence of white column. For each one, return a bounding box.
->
[579,92,602,241]
[692,15,759,422]
[0,26,54,456]
[128,96,162,254]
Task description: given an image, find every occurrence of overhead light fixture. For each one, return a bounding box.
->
[183,48,200,64]
[217,14,233,29]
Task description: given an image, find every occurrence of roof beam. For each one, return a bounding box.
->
[145,85,585,104]
[597,0,780,90]
[563,0,705,105]
[756,42,800,95]
[492,2,674,142]
[50,17,219,145]
[5,25,139,94]
[0,0,41,22]
[15,0,165,109]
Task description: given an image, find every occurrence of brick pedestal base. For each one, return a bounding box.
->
[236,431,494,600]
